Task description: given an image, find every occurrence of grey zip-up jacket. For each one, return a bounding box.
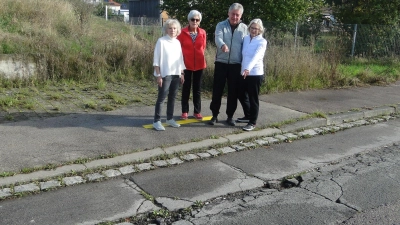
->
[214,19,248,64]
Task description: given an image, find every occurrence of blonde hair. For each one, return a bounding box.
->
[248,18,265,34]
[162,19,182,37]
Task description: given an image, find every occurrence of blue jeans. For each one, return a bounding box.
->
[154,75,180,122]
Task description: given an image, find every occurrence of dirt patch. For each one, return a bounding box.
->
[0,81,163,124]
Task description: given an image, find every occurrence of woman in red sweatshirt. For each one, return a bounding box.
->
[177,10,207,120]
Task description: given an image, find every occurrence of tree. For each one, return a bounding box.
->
[330,1,400,57]
[332,0,400,25]
[160,0,326,41]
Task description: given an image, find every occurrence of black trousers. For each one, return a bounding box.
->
[238,75,264,125]
[209,62,242,118]
[181,69,203,114]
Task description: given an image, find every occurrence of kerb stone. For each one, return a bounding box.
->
[14,183,40,193]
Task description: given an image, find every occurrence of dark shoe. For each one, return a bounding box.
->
[226,118,236,126]
[243,123,255,131]
[236,117,250,123]
[208,116,218,125]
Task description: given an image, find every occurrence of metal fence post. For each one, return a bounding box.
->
[294,22,298,49]
[351,24,357,57]
[105,5,108,21]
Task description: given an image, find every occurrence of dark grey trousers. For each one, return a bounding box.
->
[154,75,180,122]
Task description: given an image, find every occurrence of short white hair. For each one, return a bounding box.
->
[248,18,265,34]
[162,19,182,36]
[187,10,202,22]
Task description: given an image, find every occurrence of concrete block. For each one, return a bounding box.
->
[166,157,184,165]
[86,173,105,181]
[152,160,168,167]
[136,163,154,171]
[281,118,327,133]
[14,183,40,193]
[225,128,280,143]
[231,144,247,150]
[181,154,199,161]
[119,165,136,175]
[63,176,84,186]
[364,106,395,118]
[0,188,12,198]
[164,138,228,155]
[40,180,61,190]
[196,152,211,159]
[326,111,364,125]
[102,169,121,178]
[219,147,236,154]
[84,148,164,169]
[207,149,220,156]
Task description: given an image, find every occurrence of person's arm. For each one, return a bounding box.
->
[153,39,163,87]
[202,29,207,52]
[215,22,229,52]
[154,66,162,87]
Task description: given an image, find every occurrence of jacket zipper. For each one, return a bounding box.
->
[192,32,196,69]
[228,27,234,64]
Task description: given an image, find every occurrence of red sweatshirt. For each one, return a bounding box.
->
[177,26,207,71]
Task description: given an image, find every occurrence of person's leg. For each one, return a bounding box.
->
[238,73,251,120]
[226,64,241,119]
[181,70,192,114]
[209,62,227,117]
[192,69,203,114]
[247,75,264,125]
[166,75,180,120]
[154,76,172,122]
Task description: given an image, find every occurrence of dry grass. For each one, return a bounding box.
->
[0,0,398,92]
[0,0,155,83]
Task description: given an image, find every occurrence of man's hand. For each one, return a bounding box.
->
[221,44,229,53]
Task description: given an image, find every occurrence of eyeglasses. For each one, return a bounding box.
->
[250,27,260,31]
[191,18,200,22]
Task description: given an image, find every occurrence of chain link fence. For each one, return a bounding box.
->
[265,21,400,58]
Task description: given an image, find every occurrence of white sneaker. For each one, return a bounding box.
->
[153,121,165,131]
[166,119,180,128]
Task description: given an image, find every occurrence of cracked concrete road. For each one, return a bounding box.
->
[183,124,400,225]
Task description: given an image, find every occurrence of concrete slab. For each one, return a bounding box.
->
[263,82,400,114]
[129,159,265,203]
[190,188,355,225]
[0,179,150,225]
[338,163,400,211]
[217,120,400,180]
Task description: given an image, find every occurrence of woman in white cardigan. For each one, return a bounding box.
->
[239,18,267,131]
[152,19,186,131]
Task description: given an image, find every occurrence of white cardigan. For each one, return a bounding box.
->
[241,34,267,76]
[153,35,186,77]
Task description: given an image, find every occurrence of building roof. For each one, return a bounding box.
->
[104,0,121,7]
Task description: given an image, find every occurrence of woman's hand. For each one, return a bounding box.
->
[157,76,163,87]
[242,69,249,79]
[180,75,185,84]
